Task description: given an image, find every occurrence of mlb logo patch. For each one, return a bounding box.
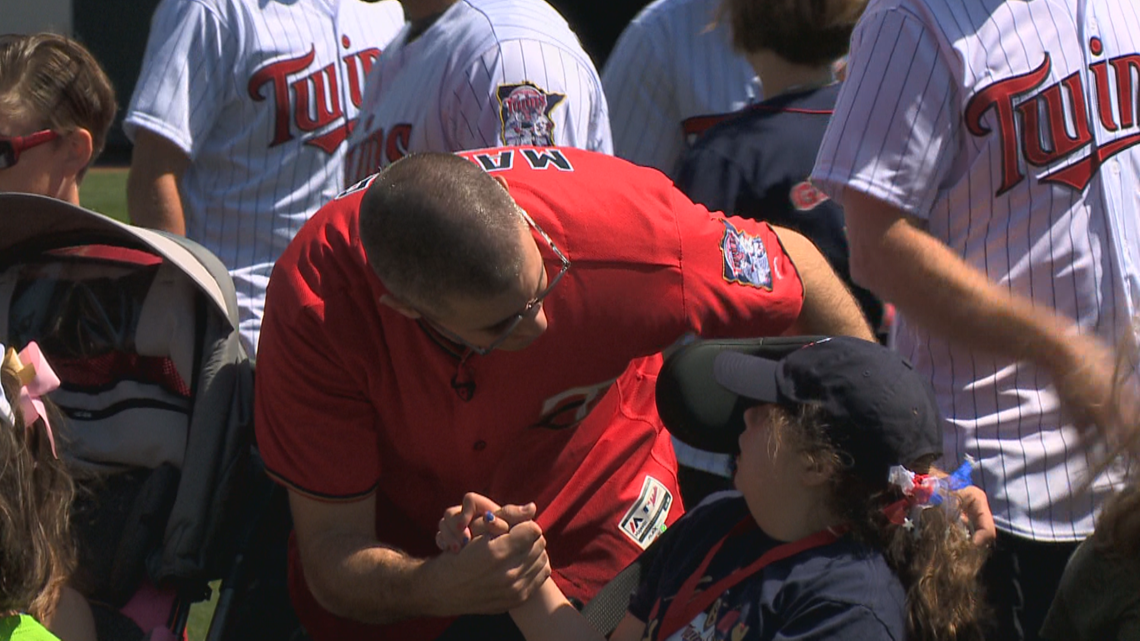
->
[619,476,673,549]
[720,220,772,290]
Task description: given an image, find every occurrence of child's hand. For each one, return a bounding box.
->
[436,492,538,553]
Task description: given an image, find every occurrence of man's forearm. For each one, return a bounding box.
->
[303,532,443,624]
[772,225,875,341]
[845,194,1074,369]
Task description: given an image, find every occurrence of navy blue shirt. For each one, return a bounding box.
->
[674,84,886,336]
[629,494,906,640]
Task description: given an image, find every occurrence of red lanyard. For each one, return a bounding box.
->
[651,517,843,640]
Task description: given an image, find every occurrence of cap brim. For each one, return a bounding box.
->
[655,336,821,454]
[713,351,782,404]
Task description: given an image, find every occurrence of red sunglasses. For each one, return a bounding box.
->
[0,129,59,170]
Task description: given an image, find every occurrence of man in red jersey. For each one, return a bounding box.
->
[254,146,873,641]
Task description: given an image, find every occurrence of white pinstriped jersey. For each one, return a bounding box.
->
[813,0,1140,541]
[125,0,405,356]
[343,0,611,184]
[602,0,759,175]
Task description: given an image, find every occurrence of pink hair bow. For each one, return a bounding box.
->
[2,342,61,458]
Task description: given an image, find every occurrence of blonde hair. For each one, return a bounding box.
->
[0,33,117,175]
[0,353,75,622]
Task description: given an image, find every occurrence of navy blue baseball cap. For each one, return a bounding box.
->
[656,336,944,483]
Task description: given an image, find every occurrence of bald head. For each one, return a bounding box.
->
[359,153,527,314]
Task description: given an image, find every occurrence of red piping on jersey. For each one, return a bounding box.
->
[746,104,834,116]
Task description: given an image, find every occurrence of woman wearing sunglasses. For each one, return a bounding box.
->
[0,33,116,204]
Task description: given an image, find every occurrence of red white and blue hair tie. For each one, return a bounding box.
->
[883,457,976,532]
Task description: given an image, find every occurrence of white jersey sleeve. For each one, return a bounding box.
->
[602,17,681,171]
[811,4,959,218]
[124,0,236,156]
[445,39,613,153]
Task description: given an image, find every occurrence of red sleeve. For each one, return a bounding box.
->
[254,222,382,502]
[674,191,805,338]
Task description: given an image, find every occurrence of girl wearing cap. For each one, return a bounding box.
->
[0,33,117,204]
[438,337,987,640]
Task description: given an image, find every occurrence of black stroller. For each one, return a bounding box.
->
[0,193,253,640]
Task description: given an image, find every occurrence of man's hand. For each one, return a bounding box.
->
[1046,333,1139,443]
[437,492,538,553]
[426,492,550,615]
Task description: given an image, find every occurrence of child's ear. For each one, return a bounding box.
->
[800,455,832,487]
[61,128,93,178]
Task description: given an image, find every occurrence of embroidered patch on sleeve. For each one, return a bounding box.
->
[790,180,830,211]
[720,219,773,290]
[619,475,673,549]
[497,81,566,147]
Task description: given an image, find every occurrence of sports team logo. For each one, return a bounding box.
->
[496,81,566,146]
[618,476,672,550]
[720,220,772,290]
[790,180,830,211]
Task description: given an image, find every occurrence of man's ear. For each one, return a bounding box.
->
[492,175,510,192]
[379,294,421,319]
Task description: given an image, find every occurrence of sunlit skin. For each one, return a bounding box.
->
[734,404,841,542]
[0,110,91,204]
[381,216,553,352]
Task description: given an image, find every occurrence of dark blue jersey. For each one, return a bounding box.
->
[675,84,886,336]
[628,494,906,640]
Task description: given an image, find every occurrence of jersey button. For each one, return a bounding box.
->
[473,440,487,452]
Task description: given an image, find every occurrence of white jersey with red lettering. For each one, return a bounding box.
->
[342,0,611,184]
[812,0,1140,541]
[124,0,404,356]
[602,0,760,175]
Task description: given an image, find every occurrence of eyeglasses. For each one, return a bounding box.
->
[0,130,59,170]
[425,208,571,355]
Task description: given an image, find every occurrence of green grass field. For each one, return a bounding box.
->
[79,167,130,222]
[79,167,221,640]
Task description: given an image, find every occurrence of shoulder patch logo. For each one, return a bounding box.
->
[720,220,773,290]
[619,475,673,550]
[497,81,566,146]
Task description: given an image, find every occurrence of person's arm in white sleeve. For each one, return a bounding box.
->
[124,0,233,234]
[814,6,1128,434]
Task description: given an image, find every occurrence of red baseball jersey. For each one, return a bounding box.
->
[255,146,804,640]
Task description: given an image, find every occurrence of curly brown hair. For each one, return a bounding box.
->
[722,0,868,66]
[0,352,75,622]
[769,404,988,641]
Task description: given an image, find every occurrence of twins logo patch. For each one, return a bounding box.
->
[497,81,565,147]
[720,220,772,290]
[619,476,672,549]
